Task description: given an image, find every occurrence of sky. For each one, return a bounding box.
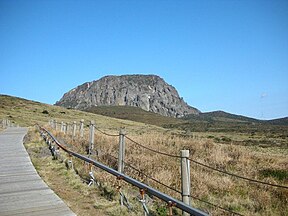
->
[0,0,287,120]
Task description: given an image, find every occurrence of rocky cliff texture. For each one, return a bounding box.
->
[55,75,200,117]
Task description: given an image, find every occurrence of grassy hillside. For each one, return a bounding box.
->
[188,110,259,123]
[0,94,167,134]
[84,106,288,134]
[266,117,288,126]
[76,103,288,148]
[85,105,182,127]
[177,111,288,134]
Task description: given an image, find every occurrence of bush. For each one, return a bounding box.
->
[42,110,49,114]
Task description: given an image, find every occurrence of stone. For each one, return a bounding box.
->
[55,75,200,118]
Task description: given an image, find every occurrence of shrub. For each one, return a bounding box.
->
[42,110,49,114]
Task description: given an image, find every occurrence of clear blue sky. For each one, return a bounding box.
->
[1,0,287,120]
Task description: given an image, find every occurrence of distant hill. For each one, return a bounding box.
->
[183,111,259,123]
[265,117,288,126]
[55,74,199,118]
[84,106,288,132]
[179,111,288,132]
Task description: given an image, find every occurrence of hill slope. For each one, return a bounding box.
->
[179,111,288,132]
[84,106,288,133]
[55,75,199,118]
[85,105,183,127]
[0,94,166,134]
[266,117,288,126]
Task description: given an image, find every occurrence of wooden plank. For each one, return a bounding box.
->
[0,128,76,216]
[0,173,40,184]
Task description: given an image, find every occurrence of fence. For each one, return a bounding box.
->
[1,119,15,128]
[40,122,208,216]
[45,119,288,215]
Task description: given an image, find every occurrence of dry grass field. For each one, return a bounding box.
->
[47,126,287,216]
[1,94,287,215]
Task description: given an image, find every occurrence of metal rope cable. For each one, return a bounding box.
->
[189,194,244,216]
[102,153,181,194]
[125,161,182,194]
[189,158,288,189]
[95,127,120,137]
[124,134,288,189]
[125,135,181,158]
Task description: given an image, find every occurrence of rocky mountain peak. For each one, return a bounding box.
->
[55,74,200,117]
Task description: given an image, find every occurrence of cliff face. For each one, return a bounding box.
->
[55,75,200,117]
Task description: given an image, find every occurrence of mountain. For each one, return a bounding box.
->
[55,75,200,117]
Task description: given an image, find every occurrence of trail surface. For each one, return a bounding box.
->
[0,127,76,216]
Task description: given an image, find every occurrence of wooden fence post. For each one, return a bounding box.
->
[181,150,190,216]
[55,120,58,131]
[64,123,67,134]
[89,121,95,155]
[118,128,126,173]
[118,128,126,206]
[80,119,84,138]
[61,122,64,133]
[67,123,70,134]
[72,121,77,138]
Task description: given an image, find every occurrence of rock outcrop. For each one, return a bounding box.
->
[55,75,200,117]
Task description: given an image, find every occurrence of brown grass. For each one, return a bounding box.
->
[47,123,288,216]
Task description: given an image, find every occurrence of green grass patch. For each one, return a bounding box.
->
[260,169,288,181]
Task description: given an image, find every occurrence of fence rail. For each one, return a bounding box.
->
[1,119,17,128]
[40,125,208,216]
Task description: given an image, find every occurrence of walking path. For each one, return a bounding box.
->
[0,127,76,216]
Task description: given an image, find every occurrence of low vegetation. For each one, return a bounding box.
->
[47,126,287,216]
[1,94,288,215]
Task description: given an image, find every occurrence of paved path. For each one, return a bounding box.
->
[0,127,76,216]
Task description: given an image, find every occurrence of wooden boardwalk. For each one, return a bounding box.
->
[0,127,76,216]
